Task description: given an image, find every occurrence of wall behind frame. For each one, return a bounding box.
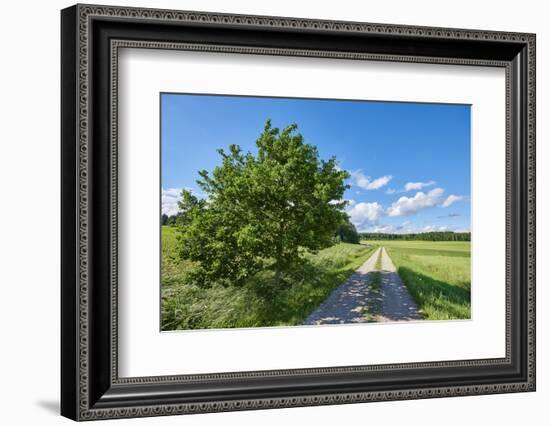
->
[0,0,546,425]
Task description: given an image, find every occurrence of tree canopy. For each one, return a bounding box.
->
[335,214,360,244]
[176,120,350,289]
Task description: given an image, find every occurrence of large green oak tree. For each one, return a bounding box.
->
[176,120,350,289]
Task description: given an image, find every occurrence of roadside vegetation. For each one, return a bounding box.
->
[362,248,383,321]
[162,224,376,330]
[365,240,471,320]
[371,248,382,290]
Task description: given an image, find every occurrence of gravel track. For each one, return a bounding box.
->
[302,248,381,325]
[372,247,423,322]
[302,246,422,325]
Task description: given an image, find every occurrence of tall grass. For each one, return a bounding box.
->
[363,248,383,321]
[162,226,377,330]
[370,248,382,290]
[366,240,471,320]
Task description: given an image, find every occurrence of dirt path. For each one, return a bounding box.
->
[302,246,422,325]
[372,248,423,322]
[302,247,382,325]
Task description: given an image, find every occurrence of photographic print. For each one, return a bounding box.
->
[160,94,471,331]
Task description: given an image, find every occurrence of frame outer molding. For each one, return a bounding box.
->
[61,3,536,421]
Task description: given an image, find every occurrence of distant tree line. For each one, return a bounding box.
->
[360,231,471,241]
[161,213,180,226]
[334,215,360,244]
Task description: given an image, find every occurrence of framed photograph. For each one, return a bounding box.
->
[61,4,536,421]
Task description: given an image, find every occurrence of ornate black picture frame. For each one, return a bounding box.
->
[61,4,536,421]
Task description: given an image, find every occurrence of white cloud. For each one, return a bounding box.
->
[352,171,370,189]
[162,188,182,216]
[387,187,445,217]
[329,198,357,208]
[404,180,436,192]
[441,194,464,208]
[360,223,412,234]
[346,201,384,230]
[369,224,396,233]
[367,175,393,190]
[422,225,449,232]
[351,170,392,190]
[386,180,435,194]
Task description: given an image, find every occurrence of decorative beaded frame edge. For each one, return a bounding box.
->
[62,3,536,421]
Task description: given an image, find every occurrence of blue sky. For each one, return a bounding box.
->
[161,93,470,234]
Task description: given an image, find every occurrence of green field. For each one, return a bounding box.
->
[364,240,471,320]
[162,226,377,330]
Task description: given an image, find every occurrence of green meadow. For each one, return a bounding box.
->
[364,240,471,320]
